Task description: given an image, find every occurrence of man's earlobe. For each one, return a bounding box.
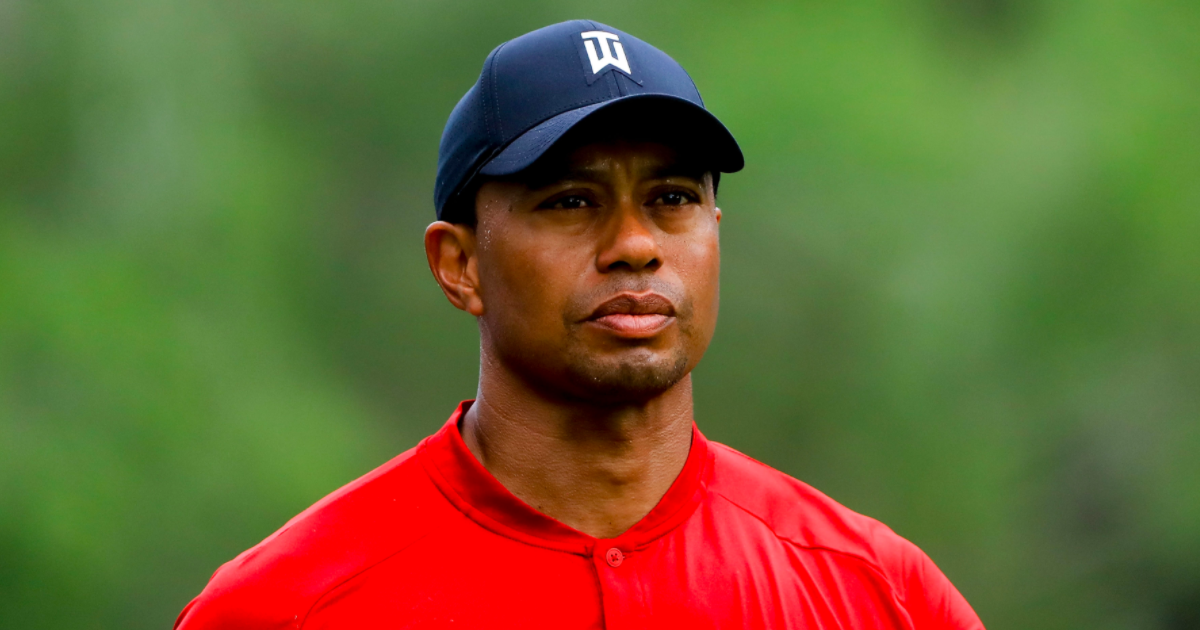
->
[424,222,485,317]
[715,207,722,224]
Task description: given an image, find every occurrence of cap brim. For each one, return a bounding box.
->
[478,94,744,178]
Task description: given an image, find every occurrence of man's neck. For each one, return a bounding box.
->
[459,366,695,539]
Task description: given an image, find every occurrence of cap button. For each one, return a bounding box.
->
[605,547,624,567]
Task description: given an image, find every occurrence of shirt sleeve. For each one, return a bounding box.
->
[895,540,985,630]
[172,565,301,630]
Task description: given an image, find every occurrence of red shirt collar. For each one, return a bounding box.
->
[419,400,711,556]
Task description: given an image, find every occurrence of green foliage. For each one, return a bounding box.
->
[2,0,1198,627]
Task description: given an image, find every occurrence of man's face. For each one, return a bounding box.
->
[472,139,722,404]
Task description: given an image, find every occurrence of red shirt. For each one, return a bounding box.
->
[176,402,984,629]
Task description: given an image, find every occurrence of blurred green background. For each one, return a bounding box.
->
[2,0,1198,627]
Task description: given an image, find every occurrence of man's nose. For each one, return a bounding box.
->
[595,201,662,273]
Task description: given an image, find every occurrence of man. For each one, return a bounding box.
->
[176,20,984,629]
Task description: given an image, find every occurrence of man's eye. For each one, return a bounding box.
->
[541,195,592,210]
[654,191,696,206]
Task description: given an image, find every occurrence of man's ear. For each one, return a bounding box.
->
[424,221,484,316]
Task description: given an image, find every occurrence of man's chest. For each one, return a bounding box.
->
[300,511,912,630]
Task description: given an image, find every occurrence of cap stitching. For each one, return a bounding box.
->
[490,43,506,140]
[480,51,495,142]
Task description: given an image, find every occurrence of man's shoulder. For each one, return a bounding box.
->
[706,440,984,628]
[706,440,928,589]
[175,443,449,629]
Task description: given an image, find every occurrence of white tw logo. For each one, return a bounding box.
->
[580,31,631,75]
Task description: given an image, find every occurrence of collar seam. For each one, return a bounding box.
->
[418,439,594,556]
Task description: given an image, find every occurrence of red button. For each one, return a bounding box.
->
[605,547,624,567]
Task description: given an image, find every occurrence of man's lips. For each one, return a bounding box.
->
[592,313,672,335]
[585,293,676,337]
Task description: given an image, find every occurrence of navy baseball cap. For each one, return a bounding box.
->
[434,19,744,221]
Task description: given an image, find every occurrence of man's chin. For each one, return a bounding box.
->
[561,354,691,405]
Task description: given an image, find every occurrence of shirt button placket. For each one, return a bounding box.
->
[593,542,634,630]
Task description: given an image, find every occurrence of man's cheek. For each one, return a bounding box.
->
[507,273,568,332]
